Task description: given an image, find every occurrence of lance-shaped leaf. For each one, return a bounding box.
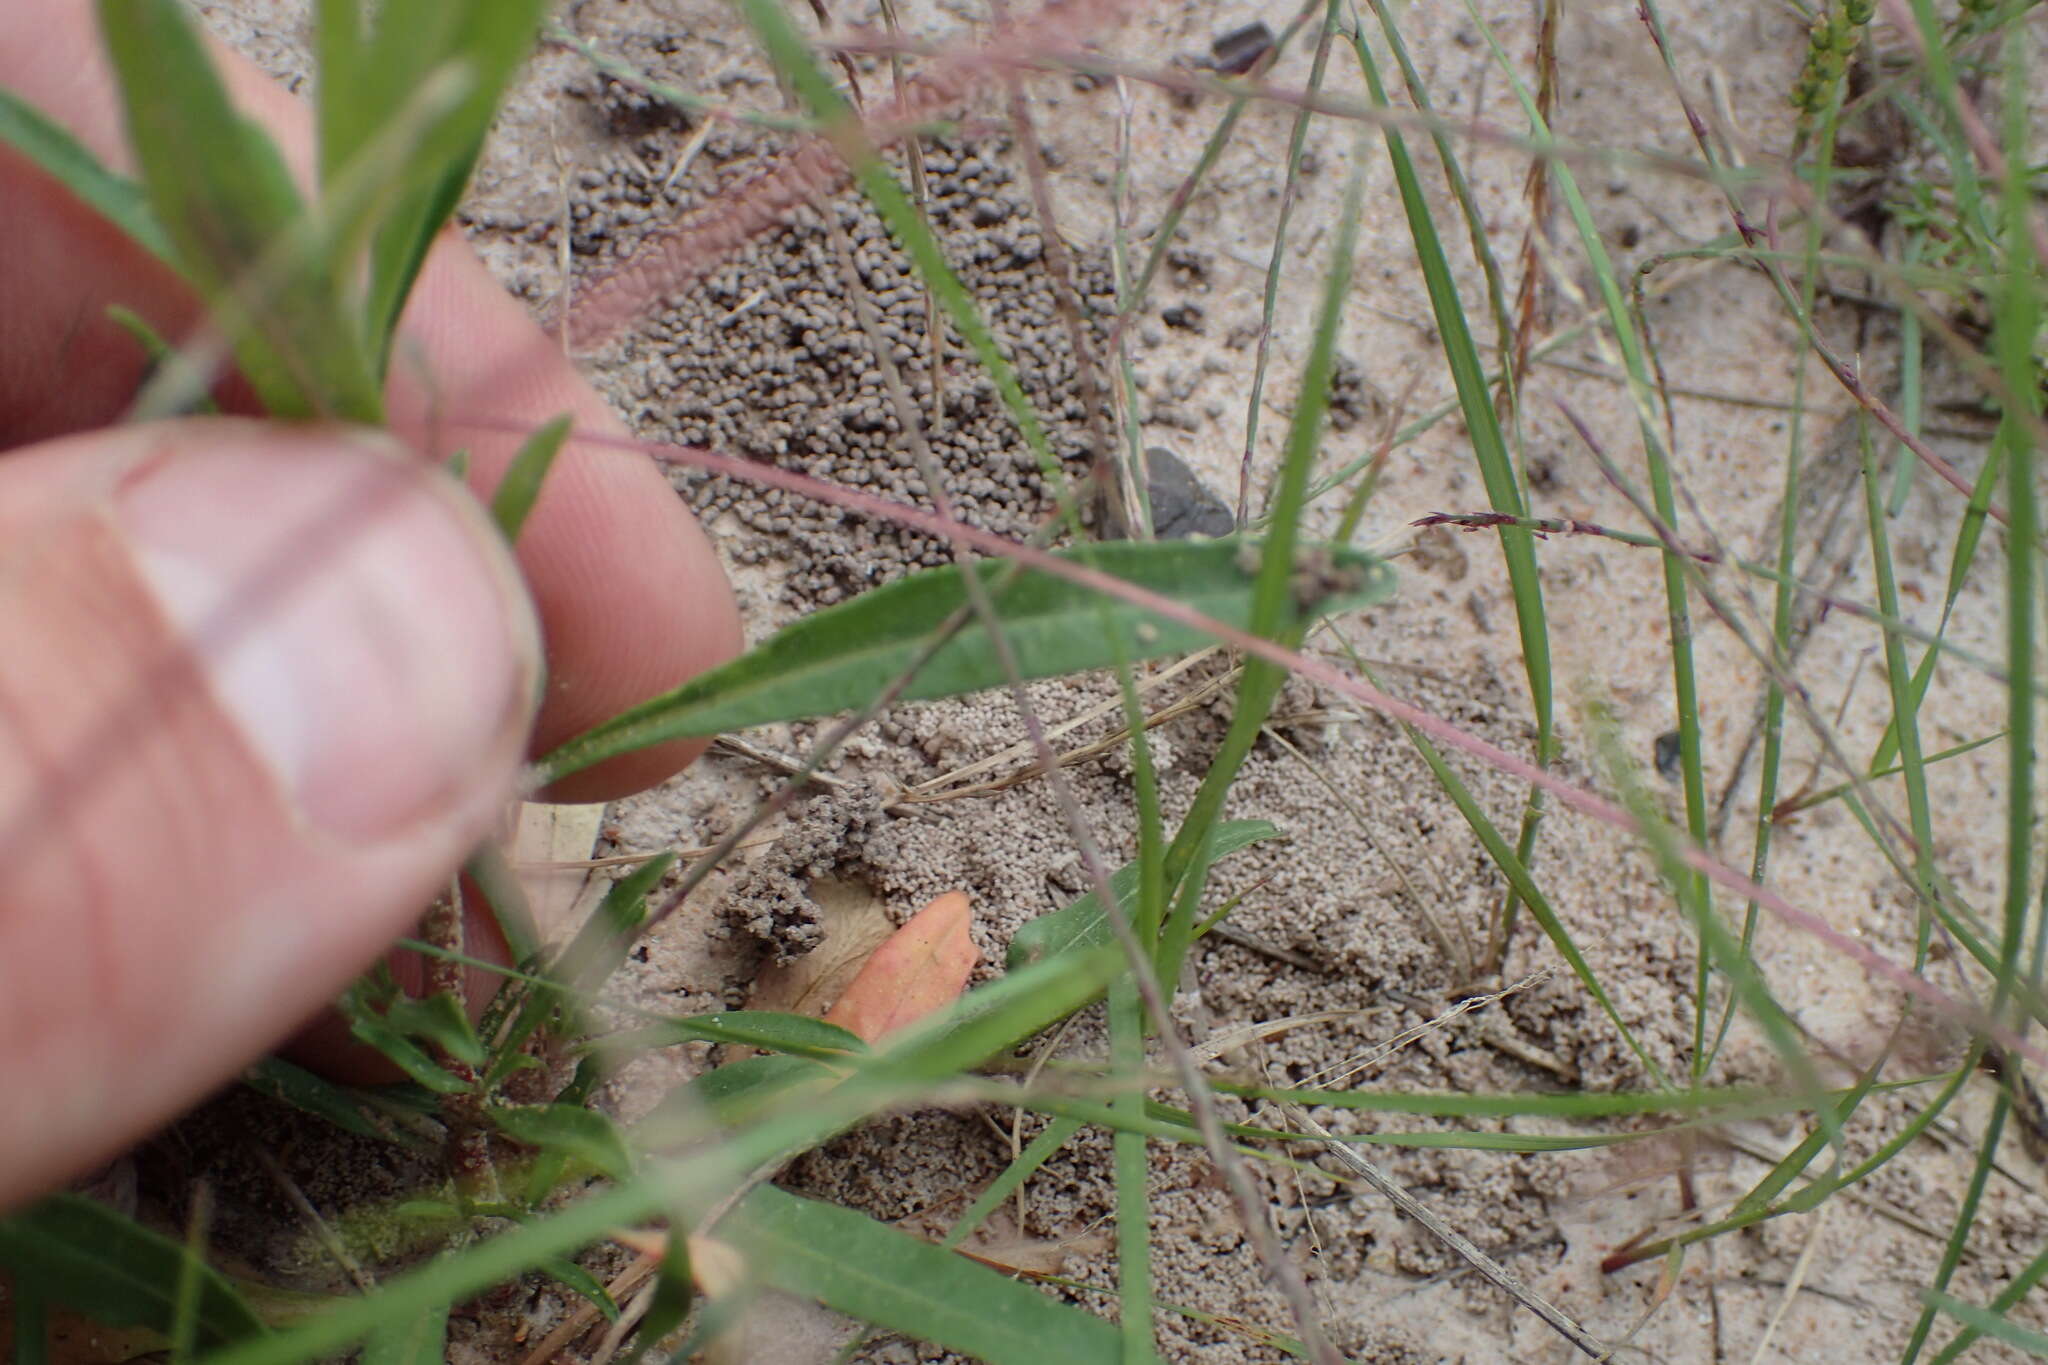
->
[537,537,1395,783]
[728,1185,1120,1363]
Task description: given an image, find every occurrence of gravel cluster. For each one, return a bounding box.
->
[582,131,1120,604]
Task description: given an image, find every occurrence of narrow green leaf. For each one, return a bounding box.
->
[314,0,549,373]
[202,948,1130,1365]
[488,1104,634,1180]
[608,1010,869,1059]
[642,1053,831,1132]
[97,0,379,419]
[1927,1290,2048,1359]
[0,1195,266,1349]
[537,538,1396,784]
[490,414,572,543]
[360,1303,448,1365]
[617,1231,692,1365]
[239,1057,386,1142]
[104,306,220,416]
[0,86,171,262]
[1008,819,1281,968]
[380,991,487,1066]
[730,1186,1120,1363]
[487,851,677,1090]
[539,1259,620,1322]
[339,986,471,1094]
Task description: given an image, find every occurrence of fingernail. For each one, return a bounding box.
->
[118,428,540,840]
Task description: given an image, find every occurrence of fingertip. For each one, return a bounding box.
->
[0,418,540,1207]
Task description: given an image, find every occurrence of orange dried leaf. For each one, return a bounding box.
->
[823,890,977,1043]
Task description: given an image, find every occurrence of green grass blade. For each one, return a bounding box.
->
[947,1118,1083,1250]
[1350,9,1559,967]
[1869,441,2004,772]
[1155,122,1373,991]
[544,1258,621,1321]
[1928,1237,2048,1363]
[616,1230,691,1365]
[360,1304,448,1365]
[489,413,571,543]
[1858,419,1940,969]
[1109,974,1157,1365]
[1923,1292,2048,1359]
[1901,1081,2005,1363]
[1988,24,2042,1025]
[0,1195,267,1350]
[535,539,1395,784]
[1221,1080,1807,1121]
[485,849,677,1089]
[239,1057,391,1143]
[97,0,379,419]
[315,0,549,373]
[730,1186,1120,1362]
[608,1010,868,1059]
[1007,819,1280,967]
[1332,632,1665,1082]
[487,1104,634,1181]
[12,1281,48,1365]
[202,946,1130,1364]
[0,84,171,262]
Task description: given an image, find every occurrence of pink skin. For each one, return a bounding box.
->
[0,5,743,1200]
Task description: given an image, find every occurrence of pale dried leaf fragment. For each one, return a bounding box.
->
[511,800,608,943]
[747,876,897,1018]
[823,890,977,1043]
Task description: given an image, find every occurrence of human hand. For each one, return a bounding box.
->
[0,6,741,1209]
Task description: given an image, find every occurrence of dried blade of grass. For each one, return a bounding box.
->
[902,646,1225,798]
[1107,0,1318,350]
[1280,1103,1611,1359]
[1305,972,1551,1090]
[1349,6,1560,973]
[906,668,1235,805]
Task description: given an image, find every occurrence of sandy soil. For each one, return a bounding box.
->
[152,0,2047,1360]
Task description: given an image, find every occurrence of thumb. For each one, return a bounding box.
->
[0,417,541,1209]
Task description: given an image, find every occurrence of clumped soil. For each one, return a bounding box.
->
[581,124,1117,605]
[120,1,2048,1362]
